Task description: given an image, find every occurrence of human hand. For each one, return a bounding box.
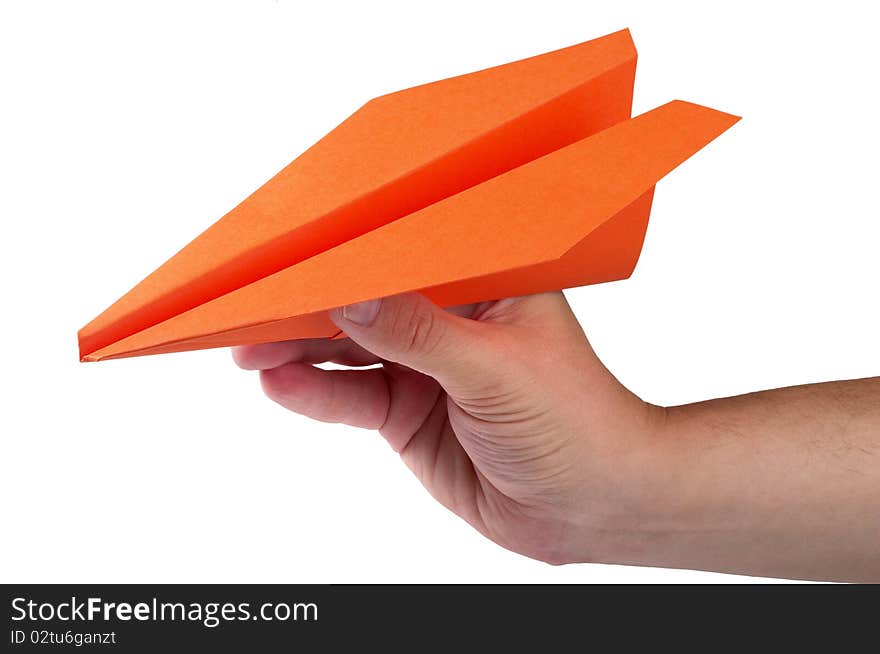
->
[233,291,880,580]
[232,291,668,565]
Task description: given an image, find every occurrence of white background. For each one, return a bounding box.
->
[1,1,877,583]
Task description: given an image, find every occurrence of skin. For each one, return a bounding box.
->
[232,291,880,581]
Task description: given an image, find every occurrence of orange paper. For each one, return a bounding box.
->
[79,29,738,361]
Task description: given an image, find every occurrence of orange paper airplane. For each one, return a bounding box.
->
[79,29,738,362]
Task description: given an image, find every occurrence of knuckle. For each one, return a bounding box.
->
[396,304,446,358]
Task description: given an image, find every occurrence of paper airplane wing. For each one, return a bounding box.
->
[82,100,738,361]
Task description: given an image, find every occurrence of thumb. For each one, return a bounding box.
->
[329,293,496,387]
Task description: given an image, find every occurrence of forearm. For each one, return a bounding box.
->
[632,378,880,581]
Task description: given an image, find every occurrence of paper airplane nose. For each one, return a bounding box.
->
[79,30,738,362]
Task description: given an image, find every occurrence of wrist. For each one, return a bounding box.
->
[563,401,697,568]
[580,401,764,576]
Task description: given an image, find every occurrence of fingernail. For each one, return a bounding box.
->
[342,298,381,326]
